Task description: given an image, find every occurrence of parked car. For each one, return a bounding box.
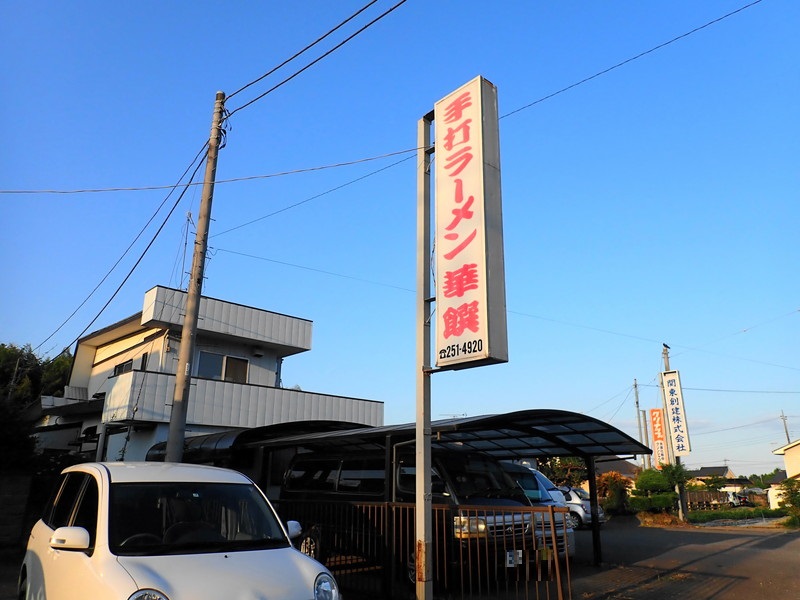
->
[727,490,754,507]
[18,462,339,600]
[560,486,606,529]
[500,462,575,557]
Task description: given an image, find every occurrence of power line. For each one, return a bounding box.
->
[639,384,800,394]
[226,0,379,101]
[214,248,414,292]
[33,143,209,353]
[500,0,766,120]
[41,149,209,356]
[211,154,414,238]
[225,0,409,120]
[2,1,762,197]
[0,147,419,195]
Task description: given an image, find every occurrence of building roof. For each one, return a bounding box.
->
[773,439,800,455]
[248,409,652,460]
[687,466,731,479]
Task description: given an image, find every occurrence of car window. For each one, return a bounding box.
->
[285,459,340,492]
[47,473,89,529]
[109,482,288,556]
[338,458,385,495]
[72,476,99,550]
[396,463,445,495]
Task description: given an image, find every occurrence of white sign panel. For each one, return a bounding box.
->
[433,76,508,369]
[649,408,669,468]
[661,370,691,456]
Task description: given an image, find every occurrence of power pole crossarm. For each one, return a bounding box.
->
[165,91,226,463]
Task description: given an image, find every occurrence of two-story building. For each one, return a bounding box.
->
[35,285,383,461]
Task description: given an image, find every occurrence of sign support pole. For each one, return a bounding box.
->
[415,111,434,600]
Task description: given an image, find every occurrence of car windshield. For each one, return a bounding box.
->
[109,482,290,556]
[438,454,519,500]
[572,488,590,501]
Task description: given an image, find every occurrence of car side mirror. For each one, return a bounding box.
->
[50,526,90,551]
[285,520,302,540]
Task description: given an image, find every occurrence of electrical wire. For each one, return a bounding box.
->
[33,143,210,353]
[42,150,209,356]
[226,0,379,101]
[500,0,766,120]
[214,248,414,293]
[0,147,419,195]
[1,1,761,197]
[224,0,409,120]
[211,154,413,238]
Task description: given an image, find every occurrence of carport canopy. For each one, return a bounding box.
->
[239,408,652,460]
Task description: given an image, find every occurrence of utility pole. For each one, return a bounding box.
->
[781,410,791,444]
[165,91,226,463]
[634,379,644,469]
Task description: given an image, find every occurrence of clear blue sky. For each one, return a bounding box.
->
[2,1,798,476]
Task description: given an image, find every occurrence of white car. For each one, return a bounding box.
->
[560,485,606,529]
[18,462,340,600]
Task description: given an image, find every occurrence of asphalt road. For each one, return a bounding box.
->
[3,516,798,599]
[569,515,800,599]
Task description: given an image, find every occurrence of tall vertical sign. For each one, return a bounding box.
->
[661,370,692,457]
[433,76,508,369]
[649,408,669,468]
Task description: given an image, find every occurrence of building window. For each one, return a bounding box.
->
[113,360,133,377]
[197,351,248,384]
[224,356,248,383]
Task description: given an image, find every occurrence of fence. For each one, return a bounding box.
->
[275,500,573,600]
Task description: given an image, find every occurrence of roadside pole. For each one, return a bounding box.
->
[165,91,226,463]
[415,112,433,600]
[661,346,688,521]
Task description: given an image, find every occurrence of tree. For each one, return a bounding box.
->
[536,457,587,488]
[748,468,782,490]
[703,475,726,492]
[635,468,672,494]
[597,471,633,514]
[778,478,800,526]
[0,343,72,472]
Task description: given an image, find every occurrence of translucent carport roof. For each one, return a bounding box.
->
[239,409,652,460]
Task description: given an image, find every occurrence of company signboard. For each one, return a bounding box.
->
[649,408,669,468]
[433,76,508,369]
[661,370,691,457]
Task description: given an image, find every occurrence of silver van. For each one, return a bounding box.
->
[500,462,575,557]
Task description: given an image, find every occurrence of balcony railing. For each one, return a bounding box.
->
[101,370,382,429]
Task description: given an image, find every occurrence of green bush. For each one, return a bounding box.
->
[687,507,786,524]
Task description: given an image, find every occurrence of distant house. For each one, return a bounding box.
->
[771,440,800,509]
[594,456,640,481]
[686,466,735,484]
[686,465,753,497]
[34,286,384,461]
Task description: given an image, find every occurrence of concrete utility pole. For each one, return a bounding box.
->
[634,379,644,469]
[165,91,226,463]
[781,410,791,444]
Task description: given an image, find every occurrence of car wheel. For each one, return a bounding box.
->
[568,512,583,529]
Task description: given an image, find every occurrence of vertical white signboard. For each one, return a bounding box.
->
[433,76,508,369]
[661,370,692,457]
[649,408,669,468]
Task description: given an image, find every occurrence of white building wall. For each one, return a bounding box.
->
[102,371,383,430]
